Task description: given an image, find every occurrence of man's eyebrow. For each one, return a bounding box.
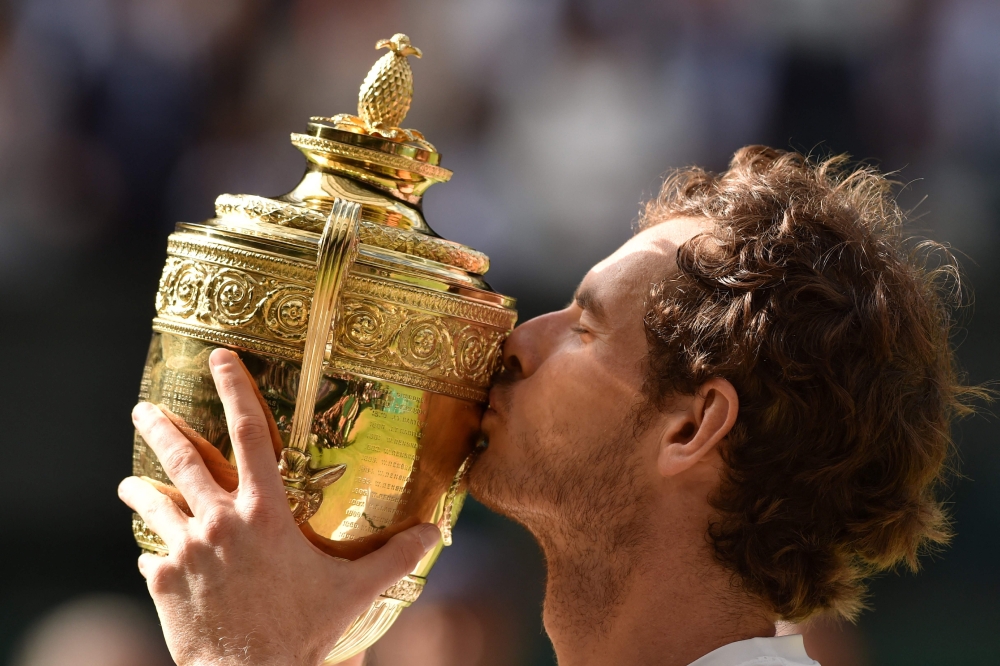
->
[573,286,608,323]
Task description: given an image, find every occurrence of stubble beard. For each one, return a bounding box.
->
[469,402,654,639]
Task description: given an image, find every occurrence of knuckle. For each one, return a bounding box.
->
[139,492,169,522]
[199,509,233,543]
[230,416,268,445]
[161,445,197,475]
[169,538,192,561]
[143,498,162,520]
[390,536,420,573]
[215,363,241,390]
[145,416,173,444]
[145,560,177,595]
[170,535,206,564]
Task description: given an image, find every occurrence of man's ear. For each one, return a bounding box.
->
[657,378,738,478]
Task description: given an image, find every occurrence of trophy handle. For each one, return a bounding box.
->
[278,199,362,524]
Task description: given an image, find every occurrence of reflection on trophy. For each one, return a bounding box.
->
[131,33,517,663]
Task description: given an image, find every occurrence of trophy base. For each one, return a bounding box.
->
[323,598,407,663]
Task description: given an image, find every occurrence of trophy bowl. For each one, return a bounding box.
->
[130,34,517,663]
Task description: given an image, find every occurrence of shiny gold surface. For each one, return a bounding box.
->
[318,33,436,150]
[131,34,516,664]
[133,333,477,562]
[291,127,451,204]
[152,227,513,402]
[280,199,361,525]
[297,34,448,203]
[215,193,490,274]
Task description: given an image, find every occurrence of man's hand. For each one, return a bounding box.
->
[118,348,440,666]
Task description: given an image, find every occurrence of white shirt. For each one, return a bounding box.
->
[688,635,819,666]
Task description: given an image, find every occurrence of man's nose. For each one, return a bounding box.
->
[501,310,562,379]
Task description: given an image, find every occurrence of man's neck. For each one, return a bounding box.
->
[537,522,775,666]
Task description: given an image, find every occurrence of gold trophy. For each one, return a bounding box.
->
[131,34,517,663]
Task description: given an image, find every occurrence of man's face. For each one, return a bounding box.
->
[469,218,712,542]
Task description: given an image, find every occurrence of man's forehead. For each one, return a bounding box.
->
[585,217,712,293]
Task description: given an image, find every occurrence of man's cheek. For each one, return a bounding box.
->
[516,385,556,426]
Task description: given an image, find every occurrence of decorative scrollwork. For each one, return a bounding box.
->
[397,317,449,371]
[157,259,307,345]
[332,296,506,389]
[279,448,348,524]
[290,134,452,182]
[132,514,168,554]
[382,576,425,604]
[157,260,206,317]
[215,194,488,274]
[204,269,259,326]
[345,274,515,330]
[155,234,513,400]
[455,325,495,385]
[264,288,312,340]
[342,301,393,354]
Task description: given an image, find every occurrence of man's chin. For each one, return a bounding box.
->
[466,446,511,510]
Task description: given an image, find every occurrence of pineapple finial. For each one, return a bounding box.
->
[359,33,422,129]
[315,33,434,151]
[376,33,422,59]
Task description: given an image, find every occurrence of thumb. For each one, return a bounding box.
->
[350,523,441,596]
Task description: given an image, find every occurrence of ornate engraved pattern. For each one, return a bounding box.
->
[156,260,205,316]
[264,288,312,339]
[311,34,437,150]
[382,575,425,604]
[215,194,326,231]
[153,234,514,401]
[132,514,168,554]
[291,133,452,182]
[206,269,258,325]
[168,235,315,284]
[346,274,516,330]
[333,298,506,389]
[360,34,420,130]
[157,257,315,344]
[328,357,487,403]
[215,194,488,274]
[359,223,489,274]
[164,233,512,330]
[152,318,304,359]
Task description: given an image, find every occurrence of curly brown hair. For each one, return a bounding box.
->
[640,146,983,622]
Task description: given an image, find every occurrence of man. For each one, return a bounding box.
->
[119,147,976,665]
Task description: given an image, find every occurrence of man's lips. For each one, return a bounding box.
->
[483,386,503,425]
[487,384,509,411]
[485,368,516,420]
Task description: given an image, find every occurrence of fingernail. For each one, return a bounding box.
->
[209,348,234,368]
[132,402,154,421]
[117,476,134,496]
[417,524,441,552]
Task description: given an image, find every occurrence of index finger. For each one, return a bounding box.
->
[209,348,285,500]
[235,356,284,459]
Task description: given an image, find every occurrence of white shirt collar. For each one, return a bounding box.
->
[687,635,819,666]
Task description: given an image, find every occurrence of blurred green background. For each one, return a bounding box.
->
[1,1,998,664]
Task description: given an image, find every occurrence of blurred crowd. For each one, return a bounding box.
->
[3,0,1000,297]
[2,1,999,665]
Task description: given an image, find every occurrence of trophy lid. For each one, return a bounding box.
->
[211,34,495,280]
[291,34,452,206]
